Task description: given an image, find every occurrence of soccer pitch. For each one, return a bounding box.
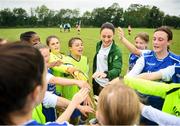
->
[0,27,180,77]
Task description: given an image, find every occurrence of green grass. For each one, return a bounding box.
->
[0,28,180,77]
[0,27,180,122]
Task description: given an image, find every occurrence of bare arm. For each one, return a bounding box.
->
[141,103,180,125]
[56,95,94,117]
[137,71,162,80]
[56,96,70,109]
[56,88,89,122]
[49,77,90,89]
[137,65,175,81]
[118,27,141,56]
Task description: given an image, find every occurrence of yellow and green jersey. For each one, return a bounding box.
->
[49,52,69,95]
[32,104,46,124]
[62,55,89,100]
[124,76,180,116]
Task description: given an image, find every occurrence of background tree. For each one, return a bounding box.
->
[35,5,49,26]
[123,4,151,27]
[0,3,179,28]
[146,6,164,28]
[13,8,27,26]
[81,11,92,27]
[91,7,107,27]
[106,3,123,27]
[164,15,180,28]
[0,8,14,27]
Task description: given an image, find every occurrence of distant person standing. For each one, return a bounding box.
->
[64,23,71,32]
[64,24,67,32]
[128,25,132,35]
[59,24,63,32]
[76,21,81,35]
[67,23,71,32]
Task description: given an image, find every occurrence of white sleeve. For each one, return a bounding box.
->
[43,91,58,108]
[159,65,175,81]
[127,56,145,76]
[140,50,151,56]
[142,105,180,125]
[46,121,73,126]
[46,73,54,83]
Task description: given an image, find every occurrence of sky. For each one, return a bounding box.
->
[0,0,180,16]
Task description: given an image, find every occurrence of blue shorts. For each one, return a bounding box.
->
[71,109,81,119]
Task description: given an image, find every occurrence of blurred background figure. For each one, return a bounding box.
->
[128,25,132,35]
[76,20,81,35]
[59,24,63,32]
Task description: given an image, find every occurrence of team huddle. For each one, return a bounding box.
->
[0,22,179,125]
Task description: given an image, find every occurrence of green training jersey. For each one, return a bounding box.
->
[124,76,180,116]
[32,104,46,124]
[49,52,69,95]
[62,55,89,100]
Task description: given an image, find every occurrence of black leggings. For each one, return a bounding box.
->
[92,79,103,96]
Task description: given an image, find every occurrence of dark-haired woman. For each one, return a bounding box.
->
[92,22,122,96]
[20,31,40,45]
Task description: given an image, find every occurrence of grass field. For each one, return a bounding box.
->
[0,28,180,77]
[0,27,180,121]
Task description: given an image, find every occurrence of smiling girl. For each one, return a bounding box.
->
[61,37,90,124]
[62,37,89,100]
[127,26,180,125]
[118,27,150,71]
[46,36,68,96]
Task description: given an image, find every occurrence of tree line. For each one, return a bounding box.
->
[0,3,179,28]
